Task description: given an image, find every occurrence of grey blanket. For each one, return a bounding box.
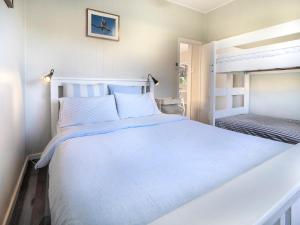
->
[216,114,300,144]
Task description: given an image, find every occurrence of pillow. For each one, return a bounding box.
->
[58,95,119,127]
[108,84,142,95]
[114,93,161,119]
[63,83,107,97]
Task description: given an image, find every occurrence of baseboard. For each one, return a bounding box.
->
[2,153,41,225]
[29,153,42,160]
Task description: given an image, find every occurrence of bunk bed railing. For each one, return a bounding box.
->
[215,18,300,50]
[216,39,300,73]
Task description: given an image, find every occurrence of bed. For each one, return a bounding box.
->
[38,114,291,225]
[35,77,300,225]
[215,114,300,144]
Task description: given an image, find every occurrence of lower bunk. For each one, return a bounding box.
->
[215,114,300,144]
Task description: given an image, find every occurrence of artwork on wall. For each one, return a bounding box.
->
[86,8,120,41]
[4,0,13,8]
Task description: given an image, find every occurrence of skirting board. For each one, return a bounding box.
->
[2,153,41,225]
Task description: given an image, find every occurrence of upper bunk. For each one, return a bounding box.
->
[214,18,300,73]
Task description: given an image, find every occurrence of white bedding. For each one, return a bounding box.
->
[37,114,291,225]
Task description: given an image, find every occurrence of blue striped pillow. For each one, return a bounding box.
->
[108,84,142,95]
[63,83,107,97]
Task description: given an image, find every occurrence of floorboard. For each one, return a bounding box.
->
[8,160,50,225]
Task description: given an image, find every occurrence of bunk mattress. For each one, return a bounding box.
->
[216,114,300,144]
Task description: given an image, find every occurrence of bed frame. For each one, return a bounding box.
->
[207,18,300,125]
[50,77,151,137]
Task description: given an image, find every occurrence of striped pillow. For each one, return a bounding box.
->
[108,84,143,95]
[63,83,107,97]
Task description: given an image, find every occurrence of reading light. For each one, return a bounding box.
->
[43,69,54,82]
[147,74,159,86]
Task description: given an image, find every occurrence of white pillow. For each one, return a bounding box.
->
[58,95,119,128]
[114,93,161,119]
[63,83,107,97]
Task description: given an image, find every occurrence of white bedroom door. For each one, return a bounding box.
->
[199,42,215,125]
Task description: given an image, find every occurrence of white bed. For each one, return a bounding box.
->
[36,77,300,225]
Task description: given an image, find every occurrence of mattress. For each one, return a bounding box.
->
[36,114,291,225]
[216,114,300,144]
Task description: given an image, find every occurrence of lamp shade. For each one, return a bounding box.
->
[148,74,159,86]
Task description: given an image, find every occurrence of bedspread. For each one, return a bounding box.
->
[36,114,291,225]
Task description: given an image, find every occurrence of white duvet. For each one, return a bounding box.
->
[36,114,290,225]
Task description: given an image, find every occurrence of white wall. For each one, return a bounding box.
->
[250,72,300,121]
[0,0,25,223]
[205,0,300,121]
[24,0,205,153]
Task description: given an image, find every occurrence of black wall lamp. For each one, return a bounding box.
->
[147,74,159,86]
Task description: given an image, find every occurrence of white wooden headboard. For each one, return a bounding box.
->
[50,77,152,137]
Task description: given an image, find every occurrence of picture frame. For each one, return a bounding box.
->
[4,0,13,8]
[86,8,120,41]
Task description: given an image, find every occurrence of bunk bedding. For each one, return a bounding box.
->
[216,114,300,144]
[36,114,291,225]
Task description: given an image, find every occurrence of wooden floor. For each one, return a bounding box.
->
[8,160,51,225]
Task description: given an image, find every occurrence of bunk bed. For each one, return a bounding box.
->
[208,19,300,145]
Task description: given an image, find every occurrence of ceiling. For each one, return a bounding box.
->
[165,0,237,13]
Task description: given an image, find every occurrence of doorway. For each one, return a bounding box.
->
[178,39,202,119]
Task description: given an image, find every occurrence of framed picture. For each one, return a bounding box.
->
[86,8,120,41]
[4,0,13,8]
